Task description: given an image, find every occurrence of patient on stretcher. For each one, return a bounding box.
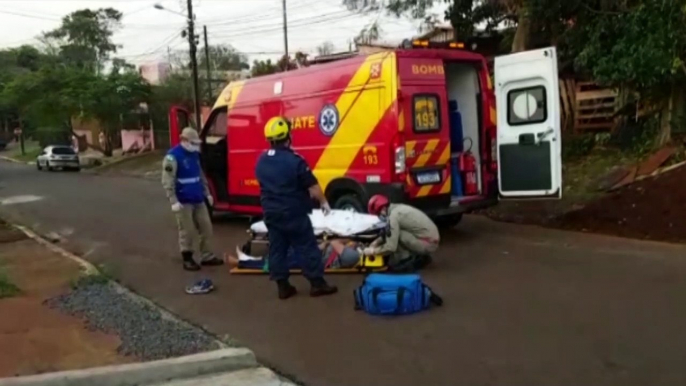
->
[320,239,361,269]
[226,238,362,270]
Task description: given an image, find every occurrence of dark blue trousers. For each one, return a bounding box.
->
[264,213,324,281]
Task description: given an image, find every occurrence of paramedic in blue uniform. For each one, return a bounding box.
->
[255,116,338,300]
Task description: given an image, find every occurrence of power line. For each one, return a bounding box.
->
[118,32,182,58]
[0,9,60,21]
[210,9,354,35]
[121,0,320,30]
[210,11,359,39]
[201,0,321,27]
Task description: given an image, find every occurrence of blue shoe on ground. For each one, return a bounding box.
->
[185,279,214,295]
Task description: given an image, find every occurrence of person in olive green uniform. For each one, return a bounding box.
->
[162,127,223,271]
[364,194,440,265]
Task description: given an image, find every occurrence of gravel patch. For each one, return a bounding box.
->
[46,282,218,361]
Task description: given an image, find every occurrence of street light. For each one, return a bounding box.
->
[153,3,186,17]
[154,2,202,131]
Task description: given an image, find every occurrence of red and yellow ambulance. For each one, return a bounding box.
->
[169,41,562,226]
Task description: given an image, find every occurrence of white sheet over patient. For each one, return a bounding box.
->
[250,209,386,237]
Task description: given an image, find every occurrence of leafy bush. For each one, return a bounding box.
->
[0,268,20,299]
[611,116,659,157]
[35,126,70,147]
[562,133,596,160]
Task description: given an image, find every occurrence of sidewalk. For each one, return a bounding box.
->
[0,221,297,385]
[0,225,128,377]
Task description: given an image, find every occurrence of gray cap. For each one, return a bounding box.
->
[180,127,201,144]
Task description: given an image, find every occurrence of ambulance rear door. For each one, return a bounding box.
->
[494,47,562,199]
[169,106,191,147]
[398,58,451,202]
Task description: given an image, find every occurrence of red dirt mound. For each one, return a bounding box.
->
[557,165,686,243]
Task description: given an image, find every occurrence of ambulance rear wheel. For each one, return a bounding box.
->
[333,194,364,213]
[434,214,463,229]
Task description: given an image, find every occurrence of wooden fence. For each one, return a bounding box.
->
[559,79,620,133]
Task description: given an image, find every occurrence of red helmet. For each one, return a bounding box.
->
[367,194,390,215]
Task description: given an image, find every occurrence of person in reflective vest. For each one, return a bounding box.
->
[255,116,338,300]
[162,127,223,271]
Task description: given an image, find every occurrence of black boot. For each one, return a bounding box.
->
[277,280,297,300]
[309,277,338,297]
[182,251,201,271]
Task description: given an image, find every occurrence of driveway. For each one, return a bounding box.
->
[1,160,686,386]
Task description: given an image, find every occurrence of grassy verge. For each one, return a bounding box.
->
[482,148,635,224]
[4,140,41,163]
[0,266,20,299]
[70,264,114,289]
[561,148,633,202]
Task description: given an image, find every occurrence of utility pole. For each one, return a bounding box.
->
[203,25,212,104]
[186,0,202,130]
[281,0,289,71]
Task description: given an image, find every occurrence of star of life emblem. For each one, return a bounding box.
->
[318,104,340,136]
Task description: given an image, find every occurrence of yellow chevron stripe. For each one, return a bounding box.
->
[405,140,416,158]
[413,139,439,168]
[416,185,433,197]
[398,106,405,132]
[437,142,450,165]
[313,52,397,190]
[213,80,246,110]
[439,175,451,194]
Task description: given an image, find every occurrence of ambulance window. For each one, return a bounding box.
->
[507,86,547,126]
[208,111,227,137]
[413,94,441,133]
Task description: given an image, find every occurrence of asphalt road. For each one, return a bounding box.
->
[2,160,686,386]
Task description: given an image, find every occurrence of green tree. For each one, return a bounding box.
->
[2,66,96,145]
[198,44,249,71]
[355,21,383,45]
[251,59,278,77]
[44,8,122,72]
[0,45,53,131]
[316,41,336,56]
[573,0,686,145]
[87,65,151,155]
[342,0,579,52]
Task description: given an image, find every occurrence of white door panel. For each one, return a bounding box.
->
[495,47,562,199]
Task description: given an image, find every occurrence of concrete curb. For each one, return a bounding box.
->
[90,150,163,173]
[0,155,23,164]
[0,348,258,386]
[10,223,230,350]
[148,367,297,386]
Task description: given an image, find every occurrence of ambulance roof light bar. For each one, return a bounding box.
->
[405,39,466,50]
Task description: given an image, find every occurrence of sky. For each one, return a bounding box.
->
[0,0,447,66]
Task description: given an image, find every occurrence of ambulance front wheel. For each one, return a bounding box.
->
[434,214,463,229]
[332,194,365,213]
